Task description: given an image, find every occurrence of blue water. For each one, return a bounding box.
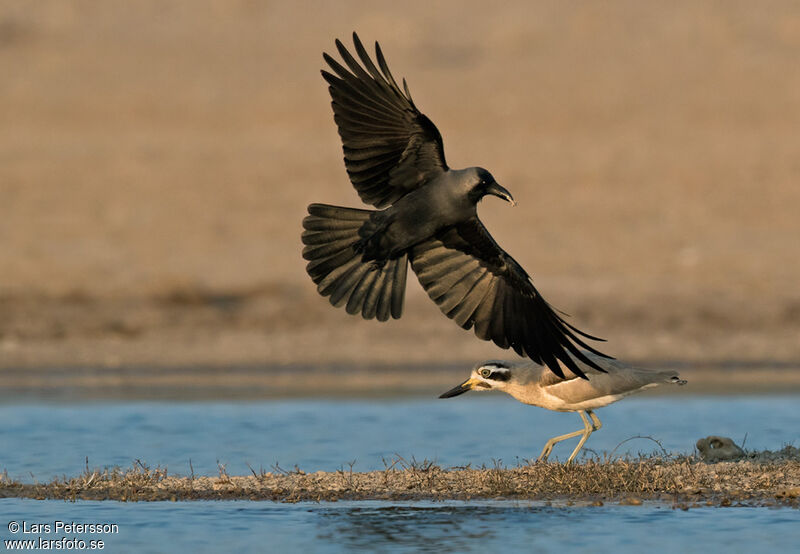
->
[0,499,798,553]
[0,396,798,552]
[0,396,798,480]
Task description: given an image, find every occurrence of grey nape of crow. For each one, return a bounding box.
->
[301,32,611,379]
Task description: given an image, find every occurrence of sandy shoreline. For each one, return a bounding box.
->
[2,287,799,371]
[2,289,798,399]
[2,360,800,401]
[2,2,800,391]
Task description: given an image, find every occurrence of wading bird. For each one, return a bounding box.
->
[302,33,611,379]
[439,353,686,464]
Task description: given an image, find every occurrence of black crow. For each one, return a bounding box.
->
[302,33,611,379]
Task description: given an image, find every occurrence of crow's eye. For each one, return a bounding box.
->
[479,368,491,378]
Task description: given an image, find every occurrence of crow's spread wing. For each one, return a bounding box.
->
[322,33,448,208]
[410,218,611,379]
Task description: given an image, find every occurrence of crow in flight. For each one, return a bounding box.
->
[302,33,611,379]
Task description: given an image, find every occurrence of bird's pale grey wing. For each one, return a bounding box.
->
[539,363,666,406]
[539,353,684,393]
[537,358,609,388]
[322,33,448,208]
[409,219,611,380]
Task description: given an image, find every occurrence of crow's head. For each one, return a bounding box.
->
[468,168,516,206]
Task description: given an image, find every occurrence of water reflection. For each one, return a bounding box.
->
[1,499,798,553]
[318,505,495,550]
[314,503,576,552]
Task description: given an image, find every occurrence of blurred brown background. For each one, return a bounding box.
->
[1,1,799,378]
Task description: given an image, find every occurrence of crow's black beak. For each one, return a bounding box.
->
[438,378,480,399]
[485,182,516,206]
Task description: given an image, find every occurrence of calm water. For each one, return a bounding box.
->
[1,396,798,480]
[0,499,798,553]
[1,396,798,552]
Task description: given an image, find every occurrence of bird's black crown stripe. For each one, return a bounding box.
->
[488,370,511,382]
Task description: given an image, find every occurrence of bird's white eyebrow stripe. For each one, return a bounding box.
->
[480,365,510,381]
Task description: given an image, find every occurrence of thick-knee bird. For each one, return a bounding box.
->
[302,33,611,379]
[439,355,687,464]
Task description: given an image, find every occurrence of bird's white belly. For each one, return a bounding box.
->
[532,383,656,412]
[534,389,639,412]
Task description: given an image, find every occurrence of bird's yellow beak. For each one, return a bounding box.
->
[438,377,481,398]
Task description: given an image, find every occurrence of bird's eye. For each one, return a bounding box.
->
[479,368,491,378]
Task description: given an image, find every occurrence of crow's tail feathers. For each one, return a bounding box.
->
[302,203,407,321]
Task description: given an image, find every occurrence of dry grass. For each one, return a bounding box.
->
[2,449,798,507]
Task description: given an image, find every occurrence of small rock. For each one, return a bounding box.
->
[696,436,745,462]
[776,487,800,499]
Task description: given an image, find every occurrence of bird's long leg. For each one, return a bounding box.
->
[565,410,600,465]
[538,413,587,462]
[588,410,602,432]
